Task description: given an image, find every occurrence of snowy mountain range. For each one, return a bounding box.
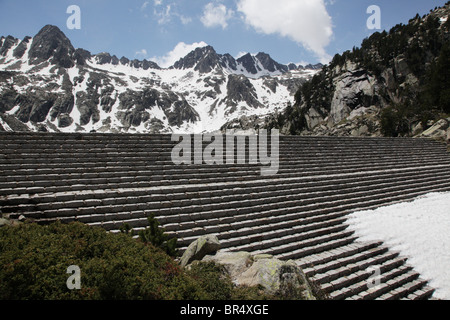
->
[0,25,321,134]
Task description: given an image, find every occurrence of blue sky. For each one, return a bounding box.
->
[0,0,447,66]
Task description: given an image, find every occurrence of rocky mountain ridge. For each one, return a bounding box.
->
[262,3,450,141]
[0,25,320,134]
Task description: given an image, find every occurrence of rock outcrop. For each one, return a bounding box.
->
[28,25,76,68]
[329,69,378,124]
[199,251,317,300]
[415,118,450,142]
[263,4,450,138]
[182,236,317,299]
[180,235,221,267]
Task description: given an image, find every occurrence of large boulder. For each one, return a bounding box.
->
[202,251,254,280]
[201,251,317,300]
[330,69,377,124]
[418,119,449,140]
[0,218,13,228]
[180,235,220,267]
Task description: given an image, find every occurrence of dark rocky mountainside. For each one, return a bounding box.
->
[0,26,320,134]
[263,3,450,141]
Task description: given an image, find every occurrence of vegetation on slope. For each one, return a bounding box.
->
[266,2,450,137]
[0,221,286,300]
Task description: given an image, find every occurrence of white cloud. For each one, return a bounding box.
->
[179,15,192,25]
[152,2,191,26]
[235,51,249,59]
[141,1,150,11]
[135,49,148,57]
[237,0,333,63]
[155,4,172,25]
[201,2,234,29]
[151,41,209,68]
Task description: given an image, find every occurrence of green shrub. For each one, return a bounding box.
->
[137,213,178,258]
[0,222,291,300]
[0,222,204,300]
[185,261,234,300]
[380,104,411,137]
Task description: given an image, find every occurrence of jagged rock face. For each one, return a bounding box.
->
[28,25,76,68]
[13,37,31,59]
[0,25,319,133]
[73,48,92,66]
[95,52,116,65]
[256,52,288,73]
[330,69,378,123]
[225,74,263,113]
[236,54,259,75]
[0,36,19,57]
[117,88,199,128]
[267,4,450,137]
[173,46,221,73]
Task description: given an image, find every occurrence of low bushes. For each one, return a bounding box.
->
[0,221,204,300]
[0,221,278,300]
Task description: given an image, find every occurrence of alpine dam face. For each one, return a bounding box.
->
[1,132,450,300]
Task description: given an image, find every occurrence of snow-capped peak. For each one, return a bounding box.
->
[0,25,320,135]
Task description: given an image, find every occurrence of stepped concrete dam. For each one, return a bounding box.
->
[1,132,449,300]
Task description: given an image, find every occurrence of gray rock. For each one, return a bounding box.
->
[73,48,91,66]
[173,46,220,73]
[180,235,220,267]
[237,53,259,75]
[95,52,113,65]
[394,56,410,79]
[13,36,31,59]
[412,122,424,136]
[0,218,13,228]
[226,74,263,112]
[28,25,76,68]
[201,251,316,299]
[57,113,73,128]
[330,69,376,124]
[256,52,289,73]
[0,35,19,57]
[305,107,324,130]
[419,119,449,139]
[203,251,253,280]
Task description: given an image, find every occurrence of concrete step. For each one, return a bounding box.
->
[378,278,429,300]
[328,259,411,300]
[298,241,383,268]
[2,163,449,206]
[0,132,444,147]
[403,286,436,300]
[2,160,450,197]
[4,166,448,215]
[13,172,450,234]
[2,154,450,183]
[1,132,447,301]
[351,269,422,300]
[304,245,390,278]
[1,143,445,160]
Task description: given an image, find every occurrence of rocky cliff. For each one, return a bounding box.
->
[263,3,450,140]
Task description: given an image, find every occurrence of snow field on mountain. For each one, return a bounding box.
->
[347,192,450,299]
[1,27,320,134]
